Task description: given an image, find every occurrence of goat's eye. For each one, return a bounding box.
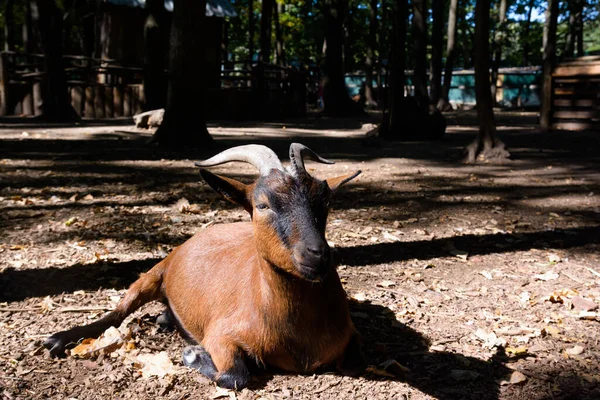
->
[256,203,270,211]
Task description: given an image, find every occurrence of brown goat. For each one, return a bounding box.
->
[44,143,366,389]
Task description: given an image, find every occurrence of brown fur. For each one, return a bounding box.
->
[44,158,364,387]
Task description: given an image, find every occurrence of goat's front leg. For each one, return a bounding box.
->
[183,339,250,390]
[335,333,367,377]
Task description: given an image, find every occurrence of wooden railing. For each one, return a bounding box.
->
[0,52,306,120]
[551,56,600,131]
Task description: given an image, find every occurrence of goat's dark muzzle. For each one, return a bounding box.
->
[292,239,331,282]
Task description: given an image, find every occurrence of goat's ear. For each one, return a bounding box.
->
[325,170,362,192]
[199,169,252,212]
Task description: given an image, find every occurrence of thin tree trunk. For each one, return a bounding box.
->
[259,0,273,63]
[491,0,508,106]
[3,0,14,51]
[576,0,584,57]
[36,0,77,121]
[411,0,428,105]
[438,0,459,110]
[465,0,509,163]
[430,0,444,106]
[540,0,558,131]
[364,0,378,107]
[143,0,167,111]
[23,1,34,53]
[248,0,255,65]
[322,0,362,116]
[377,0,386,110]
[564,4,576,59]
[381,0,407,139]
[153,0,212,148]
[522,0,535,65]
[274,1,284,67]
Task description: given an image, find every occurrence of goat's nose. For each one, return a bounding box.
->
[306,241,329,260]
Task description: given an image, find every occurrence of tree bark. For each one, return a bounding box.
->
[23,1,34,53]
[575,0,584,57]
[564,3,576,59]
[540,0,558,131]
[248,0,255,65]
[364,0,378,107]
[438,0,459,110]
[465,0,509,163]
[36,0,77,121]
[152,0,212,148]
[259,0,273,63]
[491,0,508,106]
[274,1,285,67]
[143,0,168,111]
[411,0,428,106]
[430,0,444,106]
[3,0,14,51]
[322,0,363,116]
[522,0,535,65]
[381,0,407,139]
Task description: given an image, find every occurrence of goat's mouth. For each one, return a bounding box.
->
[293,260,329,282]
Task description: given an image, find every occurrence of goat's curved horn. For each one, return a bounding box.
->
[195,144,285,176]
[288,143,334,177]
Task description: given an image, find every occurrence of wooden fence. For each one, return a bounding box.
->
[0,52,306,120]
[551,56,600,131]
[0,51,144,118]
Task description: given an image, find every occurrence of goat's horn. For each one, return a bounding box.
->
[195,144,285,176]
[288,143,334,177]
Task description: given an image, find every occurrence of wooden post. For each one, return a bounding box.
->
[94,85,105,118]
[71,86,84,117]
[113,86,123,117]
[22,89,34,115]
[0,52,9,116]
[33,80,43,116]
[84,86,95,118]
[104,86,114,118]
[123,85,132,116]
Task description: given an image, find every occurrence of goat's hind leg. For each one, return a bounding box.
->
[44,266,165,356]
[183,341,250,390]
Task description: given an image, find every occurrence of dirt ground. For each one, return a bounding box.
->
[1,113,599,400]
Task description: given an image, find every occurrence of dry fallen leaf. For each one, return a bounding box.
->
[69,326,129,358]
[534,271,559,281]
[378,280,396,288]
[509,371,527,384]
[572,297,598,311]
[134,351,177,379]
[565,345,584,356]
[506,346,528,356]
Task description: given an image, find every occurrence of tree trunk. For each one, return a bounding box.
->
[377,0,386,109]
[438,0,458,110]
[274,1,285,67]
[411,0,428,105]
[3,0,14,51]
[381,0,407,139]
[248,0,255,65]
[152,0,212,148]
[23,0,34,53]
[575,0,584,57]
[430,0,444,106]
[259,0,273,63]
[491,0,508,106]
[322,0,363,116]
[540,0,558,131]
[36,0,77,121]
[522,0,535,65]
[465,0,509,163]
[143,0,168,111]
[364,0,378,107]
[564,4,576,59]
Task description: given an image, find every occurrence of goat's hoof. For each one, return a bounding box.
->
[43,333,69,357]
